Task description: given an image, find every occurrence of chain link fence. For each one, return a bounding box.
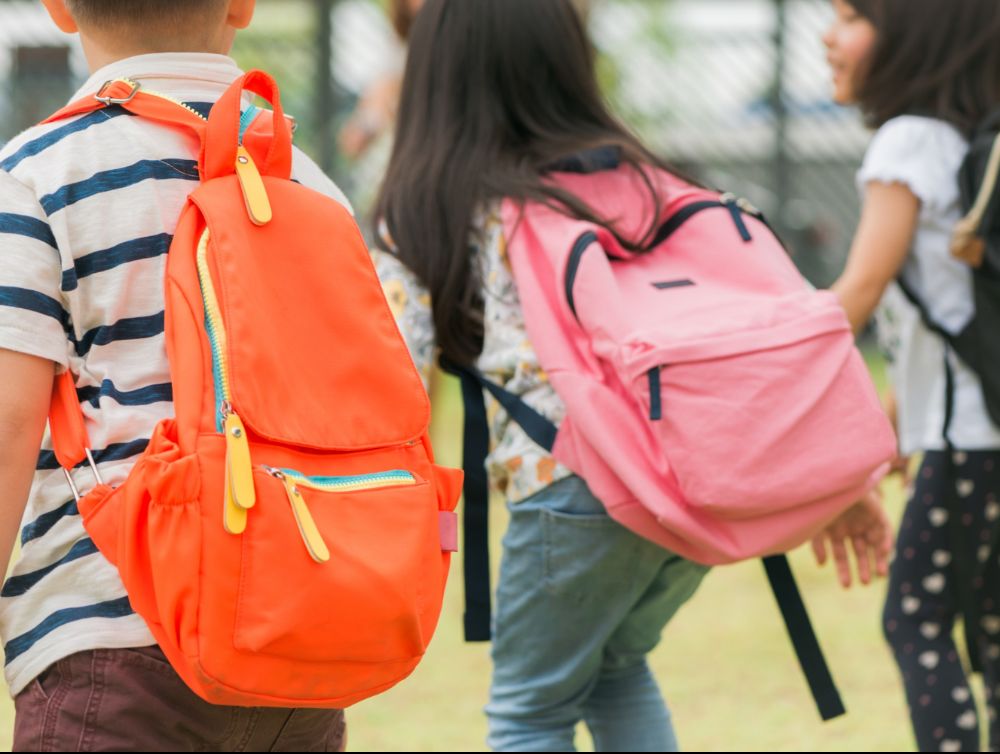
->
[0,0,868,286]
[596,0,869,286]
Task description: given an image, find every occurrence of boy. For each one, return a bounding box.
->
[0,0,349,749]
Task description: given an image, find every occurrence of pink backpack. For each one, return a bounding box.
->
[452,158,896,720]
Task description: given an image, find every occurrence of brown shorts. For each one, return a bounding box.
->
[12,646,346,752]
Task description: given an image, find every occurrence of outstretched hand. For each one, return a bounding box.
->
[811,488,894,588]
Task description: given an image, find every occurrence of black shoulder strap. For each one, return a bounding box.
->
[894,275,981,376]
[895,275,954,341]
[440,359,558,642]
[763,555,845,720]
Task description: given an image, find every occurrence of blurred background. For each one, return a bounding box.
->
[0,1,939,751]
[0,0,870,286]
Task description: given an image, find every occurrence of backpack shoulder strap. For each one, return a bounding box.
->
[44,72,293,498]
[439,358,557,642]
[42,81,209,499]
[957,129,1000,239]
[44,79,208,138]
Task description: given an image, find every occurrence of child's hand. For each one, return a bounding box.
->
[811,489,895,588]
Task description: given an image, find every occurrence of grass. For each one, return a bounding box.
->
[343,498,921,752]
[343,369,923,752]
[0,362,937,751]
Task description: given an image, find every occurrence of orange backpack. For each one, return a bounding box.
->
[45,71,463,708]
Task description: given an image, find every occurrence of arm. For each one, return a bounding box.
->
[831,181,920,334]
[0,171,73,574]
[0,350,55,574]
[811,184,917,586]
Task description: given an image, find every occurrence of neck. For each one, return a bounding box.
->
[79,29,235,73]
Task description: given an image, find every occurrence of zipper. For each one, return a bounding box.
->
[272,467,419,493]
[565,231,599,321]
[107,81,270,533]
[127,77,256,534]
[196,229,256,534]
[111,77,209,122]
[238,105,260,143]
[107,78,270,225]
[651,195,762,247]
[263,466,419,563]
[563,195,763,323]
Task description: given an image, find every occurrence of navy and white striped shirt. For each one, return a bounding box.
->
[0,53,351,695]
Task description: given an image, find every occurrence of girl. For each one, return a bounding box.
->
[374,1,888,750]
[823,0,1000,749]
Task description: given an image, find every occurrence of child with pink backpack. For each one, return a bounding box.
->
[374,0,896,749]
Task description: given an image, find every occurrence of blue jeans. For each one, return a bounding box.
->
[486,475,709,752]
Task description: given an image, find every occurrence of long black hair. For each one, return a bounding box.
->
[847,0,1000,135]
[374,0,670,365]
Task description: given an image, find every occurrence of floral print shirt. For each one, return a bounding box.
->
[371,205,573,503]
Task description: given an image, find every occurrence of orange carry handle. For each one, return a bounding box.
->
[203,70,293,181]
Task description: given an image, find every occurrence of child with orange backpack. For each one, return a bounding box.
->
[373,0,895,749]
[0,0,461,749]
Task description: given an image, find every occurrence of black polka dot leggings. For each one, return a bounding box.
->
[883,450,1000,752]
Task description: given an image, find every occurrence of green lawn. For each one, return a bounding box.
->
[0,364,945,751]
[343,369,924,752]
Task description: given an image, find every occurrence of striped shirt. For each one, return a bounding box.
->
[0,53,351,695]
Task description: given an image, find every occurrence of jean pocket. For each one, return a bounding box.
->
[117,645,180,679]
[541,507,637,603]
[28,664,62,702]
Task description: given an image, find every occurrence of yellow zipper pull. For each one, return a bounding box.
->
[223,471,248,535]
[224,410,256,510]
[276,473,330,563]
[235,145,272,226]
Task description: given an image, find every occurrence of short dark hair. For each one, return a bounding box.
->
[849,0,1000,135]
[66,0,228,27]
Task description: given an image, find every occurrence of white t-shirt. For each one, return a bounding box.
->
[859,115,1000,454]
[0,53,351,695]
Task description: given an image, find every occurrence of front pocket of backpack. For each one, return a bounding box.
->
[233,466,439,663]
[635,328,891,517]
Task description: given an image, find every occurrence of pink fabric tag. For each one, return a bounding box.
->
[439,511,458,552]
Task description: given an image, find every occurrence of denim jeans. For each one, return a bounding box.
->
[485,475,709,752]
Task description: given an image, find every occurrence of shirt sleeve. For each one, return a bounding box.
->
[0,169,70,367]
[857,116,967,212]
[370,247,436,391]
[291,148,355,216]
